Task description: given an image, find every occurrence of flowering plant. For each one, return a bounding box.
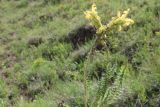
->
[84,3,134,47]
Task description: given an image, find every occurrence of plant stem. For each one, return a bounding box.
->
[83,63,88,107]
[83,38,96,107]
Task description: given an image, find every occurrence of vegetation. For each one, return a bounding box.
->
[0,0,160,107]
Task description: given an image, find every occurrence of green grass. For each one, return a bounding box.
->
[0,0,160,107]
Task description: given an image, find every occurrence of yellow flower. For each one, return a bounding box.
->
[97,25,106,34]
[123,18,134,27]
[121,9,130,18]
[84,11,92,20]
[84,3,134,47]
[84,3,102,29]
[107,8,134,31]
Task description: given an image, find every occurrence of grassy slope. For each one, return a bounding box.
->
[0,0,160,107]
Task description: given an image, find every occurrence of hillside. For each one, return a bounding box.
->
[0,0,160,107]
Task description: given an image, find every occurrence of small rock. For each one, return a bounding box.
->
[27,37,43,47]
[64,25,96,49]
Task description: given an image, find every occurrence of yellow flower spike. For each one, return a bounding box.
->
[84,3,103,29]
